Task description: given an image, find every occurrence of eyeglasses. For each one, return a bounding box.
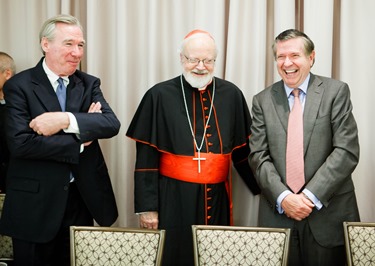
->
[184,55,216,66]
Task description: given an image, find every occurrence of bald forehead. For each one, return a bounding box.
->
[185,33,214,45]
[183,33,217,56]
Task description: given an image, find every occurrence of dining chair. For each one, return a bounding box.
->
[70,225,166,266]
[343,221,375,266]
[192,225,290,266]
[0,194,13,264]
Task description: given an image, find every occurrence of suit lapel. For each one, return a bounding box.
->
[303,74,324,154]
[271,75,325,156]
[271,81,289,132]
[31,60,85,113]
[66,74,84,112]
[31,61,62,112]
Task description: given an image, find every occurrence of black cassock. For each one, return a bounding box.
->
[126,75,260,266]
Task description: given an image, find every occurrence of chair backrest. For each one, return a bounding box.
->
[0,193,13,261]
[70,226,166,266]
[343,221,375,266]
[192,225,290,266]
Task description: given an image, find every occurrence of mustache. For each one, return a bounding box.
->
[192,70,209,74]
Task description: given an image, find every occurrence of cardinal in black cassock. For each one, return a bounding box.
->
[126,30,260,266]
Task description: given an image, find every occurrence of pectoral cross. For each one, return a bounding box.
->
[193,150,206,173]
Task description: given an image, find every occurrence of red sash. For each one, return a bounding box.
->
[159,152,230,183]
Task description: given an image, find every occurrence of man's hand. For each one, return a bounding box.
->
[83,102,102,146]
[139,211,158,229]
[88,102,102,113]
[30,112,69,136]
[281,193,314,221]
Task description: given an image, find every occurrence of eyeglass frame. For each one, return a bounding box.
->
[183,55,216,66]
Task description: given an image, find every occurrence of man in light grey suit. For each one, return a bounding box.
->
[249,29,360,265]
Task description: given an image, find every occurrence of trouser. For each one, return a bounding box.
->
[288,219,346,266]
[12,182,93,266]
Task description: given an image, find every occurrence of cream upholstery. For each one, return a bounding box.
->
[70,226,166,266]
[0,193,13,262]
[343,221,375,266]
[192,225,290,266]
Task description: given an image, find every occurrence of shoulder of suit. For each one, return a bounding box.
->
[311,74,346,88]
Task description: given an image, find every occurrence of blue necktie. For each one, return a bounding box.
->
[57,78,74,182]
[56,78,66,111]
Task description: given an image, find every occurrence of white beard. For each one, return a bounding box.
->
[183,71,213,89]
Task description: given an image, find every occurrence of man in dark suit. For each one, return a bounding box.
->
[0,14,120,265]
[249,29,360,265]
[0,51,16,193]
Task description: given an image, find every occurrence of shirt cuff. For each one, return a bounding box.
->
[62,112,84,153]
[276,190,292,214]
[302,189,323,210]
[63,112,80,134]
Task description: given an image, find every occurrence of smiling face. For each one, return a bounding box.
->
[41,22,85,76]
[180,33,217,89]
[275,37,315,88]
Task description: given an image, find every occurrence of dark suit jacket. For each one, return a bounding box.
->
[0,58,120,243]
[0,102,9,192]
[249,73,360,248]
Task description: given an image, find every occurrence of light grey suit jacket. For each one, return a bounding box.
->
[249,73,360,248]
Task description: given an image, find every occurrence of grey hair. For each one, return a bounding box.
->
[0,51,16,75]
[39,14,84,55]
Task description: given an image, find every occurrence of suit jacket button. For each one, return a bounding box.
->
[63,185,69,191]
